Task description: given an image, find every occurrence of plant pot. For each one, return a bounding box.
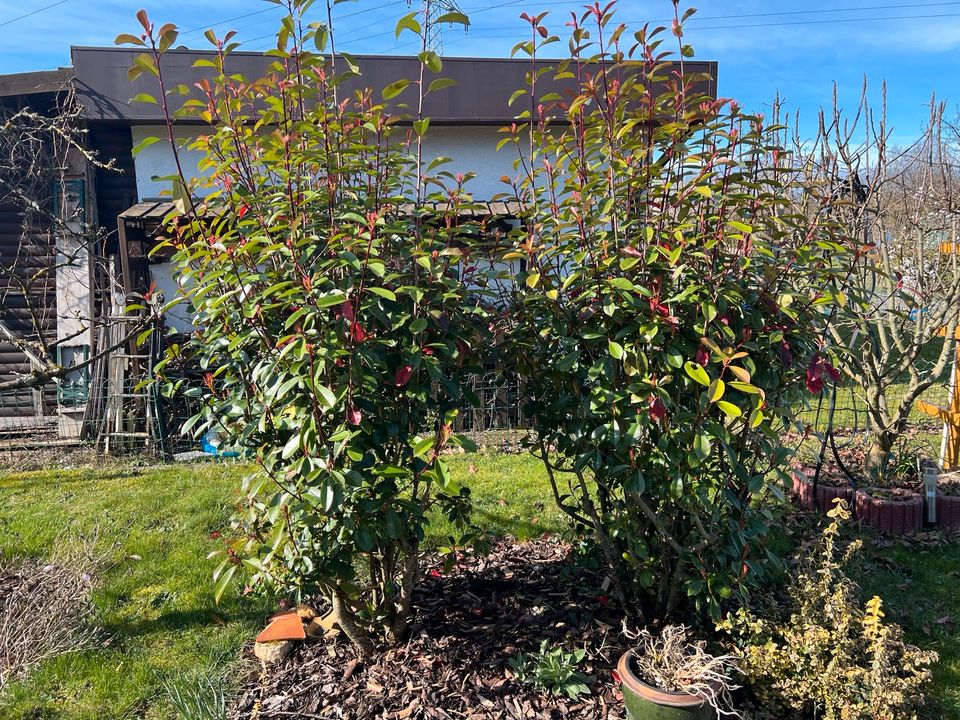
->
[617,649,716,720]
[792,465,854,512]
[855,488,923,535]
[935,493,960,529]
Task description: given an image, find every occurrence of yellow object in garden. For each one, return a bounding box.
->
[916,242,960,469]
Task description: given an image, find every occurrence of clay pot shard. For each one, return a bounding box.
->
[254,639,294,664]
[305,612,340,639]
[257,610,306,643]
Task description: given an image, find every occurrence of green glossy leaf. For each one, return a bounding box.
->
[213,563,236,604]
[693,431,712,460]
[716,401,743,418]
[434,11,470,25]
[367,286,397,301]
[316,385,337,410]
[395,13,421,39]
[708,378,724,402]
[684,361,710,386]
[382,79,411,100]
[427,77,456,94]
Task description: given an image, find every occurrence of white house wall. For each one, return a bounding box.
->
[419,126,523,200]
[131,126,212,201]
[130,124,526,203]
[132,124,530,334]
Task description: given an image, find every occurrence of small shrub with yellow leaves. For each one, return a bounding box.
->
[718,500,937,720]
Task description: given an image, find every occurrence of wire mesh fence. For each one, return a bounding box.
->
[0,384,60,445]
[794,377,950,467]
[454,371,527,433]
[1,355,956,470]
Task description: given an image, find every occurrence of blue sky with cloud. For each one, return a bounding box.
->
[0,0,956,142]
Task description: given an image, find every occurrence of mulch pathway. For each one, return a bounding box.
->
[230,536,628,719]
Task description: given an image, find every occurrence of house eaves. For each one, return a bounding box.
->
[0,68,73,98]
[69,46,717,126]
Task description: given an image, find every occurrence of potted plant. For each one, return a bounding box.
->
[617,626,738,720]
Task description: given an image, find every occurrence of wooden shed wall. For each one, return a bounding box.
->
[0,202,56,418]
[0,100,137,422]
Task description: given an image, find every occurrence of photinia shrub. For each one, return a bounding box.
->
[497,3,849,621]
[120,2,486,654]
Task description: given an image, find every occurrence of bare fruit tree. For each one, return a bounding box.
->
[795,83,960,478]
[0,85,146,397]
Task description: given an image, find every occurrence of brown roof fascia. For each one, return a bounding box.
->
[70,46,717,125]
[0,68,74,98]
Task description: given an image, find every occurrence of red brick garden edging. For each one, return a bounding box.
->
[792,465,854,512]
[935,493,960,530]
[792,465,928,536]
[854,488,923,536]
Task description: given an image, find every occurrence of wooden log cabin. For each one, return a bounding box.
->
[0,68,137,445]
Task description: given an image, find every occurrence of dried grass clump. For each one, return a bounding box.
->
[631,624,740,717]
[0,535,105,691]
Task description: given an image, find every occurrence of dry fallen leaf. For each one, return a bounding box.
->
[366,679,384,694]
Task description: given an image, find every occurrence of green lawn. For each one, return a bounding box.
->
[0,453,564,720]
[858,540,960,717]
[0,462,263,720]
[0,454,957,718]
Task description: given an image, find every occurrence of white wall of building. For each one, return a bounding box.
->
[419,126,523,200]
[132,123,527,334]
[131,126,212,200]
[131,124,525,203]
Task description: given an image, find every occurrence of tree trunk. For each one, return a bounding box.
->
[865,431,893,482]
[332,588,375,658]
[385,547,419,645]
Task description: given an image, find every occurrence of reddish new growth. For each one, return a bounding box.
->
[805,353,840,394]
[394,365,414,387]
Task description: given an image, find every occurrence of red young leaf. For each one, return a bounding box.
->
[648,396,667,423]
[350,322,367,343]
[339,299,356,322]
[346,404,362,426]
[696,345,710,367]
[394,365,414,387]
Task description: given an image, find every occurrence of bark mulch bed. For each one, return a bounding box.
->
[230,536,628,720]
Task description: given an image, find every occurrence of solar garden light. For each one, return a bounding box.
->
[922,462,939,524]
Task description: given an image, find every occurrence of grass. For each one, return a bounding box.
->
[0,462,262,720]
[440,453,567,540]
[0,453,958,717]
[0,452,561,720]
[857,539,960,718]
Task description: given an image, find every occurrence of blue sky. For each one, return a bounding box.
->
[0,0,956,142]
